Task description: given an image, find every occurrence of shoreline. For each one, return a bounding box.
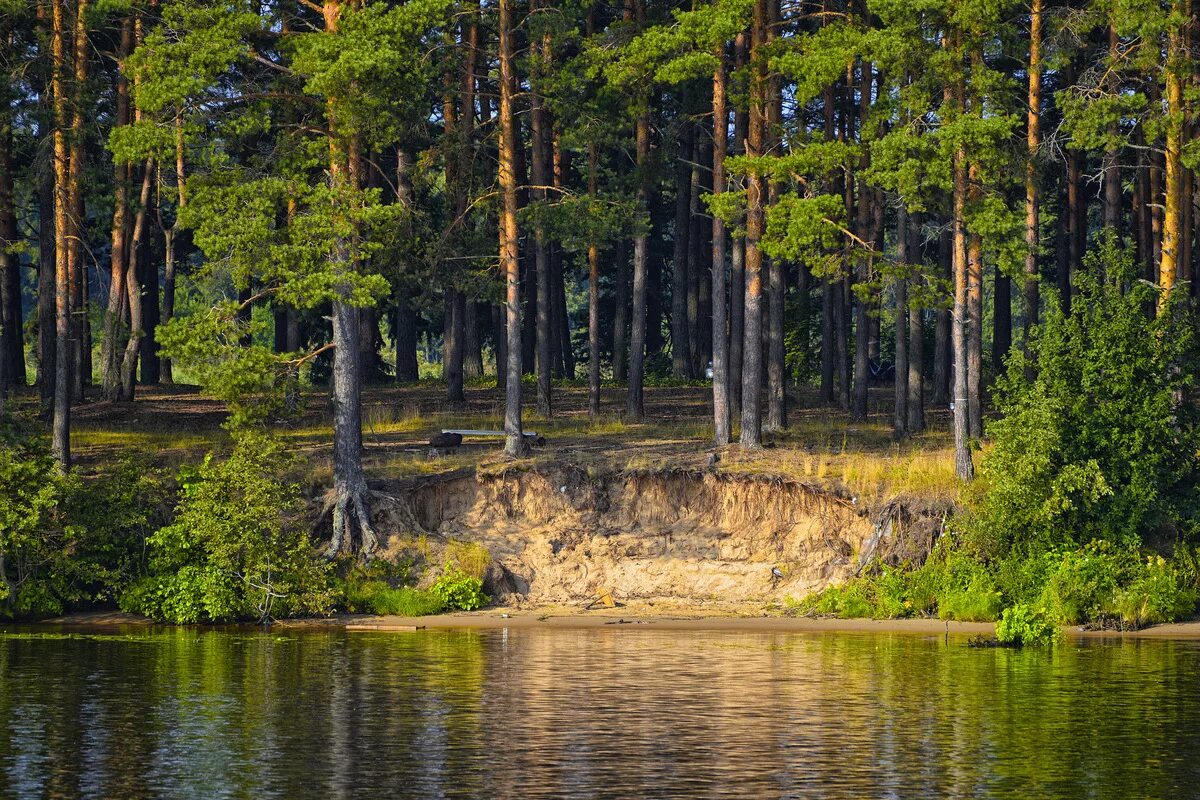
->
[20,608,1200,640]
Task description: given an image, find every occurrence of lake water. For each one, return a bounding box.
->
[0,625,1197,799]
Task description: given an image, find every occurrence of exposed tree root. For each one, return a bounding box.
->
[319,486,380,558]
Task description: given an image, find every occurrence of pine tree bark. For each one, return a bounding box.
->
[627,111,651,421]
[118,159,152,401]
[498,0,526,457]
[671,122,694,378]
[160,117,185,384]
[38,154,56,409]
[740,0,767,448]
[0,113,21,394]
[951,61,973,480]
[765,0,786,432]
[1160,5,1186,311]
[931,229,951,406]
[51,0,71,467]
[322,0,378,556]
[1023,0,1041,354]
[67,0,87,399]
[531,10,553,416]
[711,41,731,445]
[850,61,873,422]
[894,206,909,438]
[612,238,629,382]
[101,16,132,400]
[587,142,602,417]
[906,214,924,434]
[728,31,749,422]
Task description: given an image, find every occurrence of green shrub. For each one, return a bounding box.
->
[430,565,489,611]
[995,603,1058,646]
[342,580,446,616]
[973,240,1200,555]
[1112,556,1198,628]
[931,546,1004,622]
[1035,541,1140,624]
[121,430,333,623]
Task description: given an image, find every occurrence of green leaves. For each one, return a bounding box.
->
[975,237,1200,552]
[123,430,333,623]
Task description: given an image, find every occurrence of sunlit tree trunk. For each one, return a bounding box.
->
[587,142,602,418]
[51,0,71,467]
[711,41,731,445]
[67,0,87,400]
[671,120,693,379]
[498,0,525,457]
[894,206,909,438]
[102,17,132,400]
[1160,2,1187,311]
[739,0,767,448]
[531,8,553,417]
[765,0,786,432]
[1023,0,1041,354]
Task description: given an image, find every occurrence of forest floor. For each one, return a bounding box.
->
[38,380,963,508]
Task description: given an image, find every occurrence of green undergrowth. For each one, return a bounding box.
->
[791,538,1200,636]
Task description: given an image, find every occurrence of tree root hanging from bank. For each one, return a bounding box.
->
[318,487,380,558]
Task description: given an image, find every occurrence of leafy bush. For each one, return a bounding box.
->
[1112,556,1198,628]
[430,565,489,611]
[342,580,446,616]
[1034,541,1140,625]
[973,240,1200,554]
[995,603,1058,646]
[0,419,172,618]
[121,430,333,623]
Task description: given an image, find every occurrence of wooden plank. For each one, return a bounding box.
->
[441,429,538,437]
[345,624,425,632]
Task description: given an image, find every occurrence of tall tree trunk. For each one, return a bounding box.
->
[395,298,419,382]
[531,9,553,417]
[819,76,836,405]
[101,16,132,400]
[671,122,694,378]
[612,238,629,382]
[906,216,924,434]
[38,153,56,409]
[498,0,525,457]
[1161,6,1186,311]
[967,226,983,440]
[850,64,870,421]
[765,0,785,432]
[1102,24,1122,241]
[894,206,909,438]
[740,0,767,448]
[687,138,706,375]
[1062,150,1082,314]
[627,111,651,421]
[728,31,748,422]
[322,0,378,556]
[0,112,20,394]
[931,229,951,406]
[118,159,152,402]
[993,264,1011,374]
[464,303,483,379]
[1023,0,1041,355]
[587,142,602,417]
[711,41,731,445]
[139,223,160,384]
[51,0,71,467]
[952,135,974,480]
[67,0,88,400]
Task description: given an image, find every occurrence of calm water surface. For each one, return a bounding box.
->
[0,625,1197,799]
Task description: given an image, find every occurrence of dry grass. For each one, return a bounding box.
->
[42,382,962,507]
